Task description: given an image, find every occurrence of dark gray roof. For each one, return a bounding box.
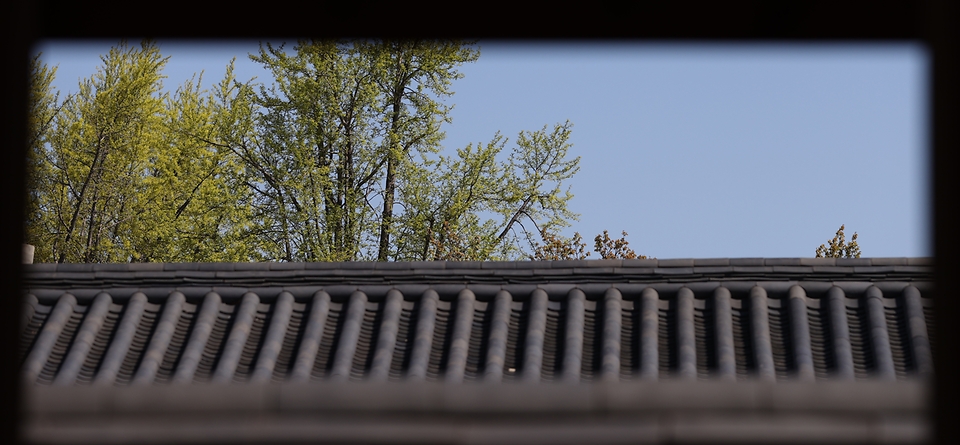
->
[24,379,930,444]
[20,258,935,386]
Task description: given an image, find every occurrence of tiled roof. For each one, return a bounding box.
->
[20,258,934,386]
[24,380,930,444]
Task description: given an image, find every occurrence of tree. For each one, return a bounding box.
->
[816,224,861,258]
[241,40,481,262]
[392,135,507,261]
[594,230,647,259]
[236,40,382,261]
[31,41,168,263]
[392,121,581,261]
[28,42,262,263]
[25,54,67,262]
[368,40,480,261]
[245,40,577,262]
[531,229,649,260]
[531,231,591,260]
[135,63,258,262]
[27,40,585,263]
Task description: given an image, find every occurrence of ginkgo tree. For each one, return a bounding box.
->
[26,39,596,263]
[28,41,258,263]
[30,41,168,263]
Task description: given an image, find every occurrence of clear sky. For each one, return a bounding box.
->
[33,40,930,259]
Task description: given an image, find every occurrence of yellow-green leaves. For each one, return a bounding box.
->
[31,40,168,263]
[27,41,258,263]
[28,40,587,263]
[393,121,582,261]
[245,40,383,261]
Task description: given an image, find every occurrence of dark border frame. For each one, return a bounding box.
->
[4,2,956,443]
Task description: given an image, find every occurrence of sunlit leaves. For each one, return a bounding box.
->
[531,231,590,261]
[30,40,168,263]
[28,40,586,263]
[593,230,646,259]
[27,42,257,263]
[530,230,649,261]
[816,224,861,258]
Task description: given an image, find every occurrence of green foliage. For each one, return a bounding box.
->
[243,40,382,261]
[391,121,581,261]
[26,40,584,263]
[30,41,168,263]
[816,224,861,258]
[238,40,486,261]
[393,135,506,261]
[137,64,257,262]
[28,42,259,263]
[25,54,65,262]
[367,40,481,261]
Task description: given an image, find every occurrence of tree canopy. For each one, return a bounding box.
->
[815,224,861,258]
[26,40,621,263]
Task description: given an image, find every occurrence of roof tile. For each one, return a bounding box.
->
[835,258,872,267]
[56,263,96,272]
[234,262,271,271]
[658,259,694,268]
[764,258,803,266]
[574,267,616,275]
[585,259,623,268]
[655,267,695,275]
[269,262,307,271]
[771,266,814,274]
[731,266,773,273]
[693,258,730,267]
[621,259,660,267]
[800,258,836,266]
[20,258,934,388]
[198,263,236,271]
[550,260,590,269]
[907,258,933,266]
[729,258,765,266]
[449,261,483,269]
[869,258,909,266]
[613,267,656,275]
[164,263,201,271]
[481,261,516,269]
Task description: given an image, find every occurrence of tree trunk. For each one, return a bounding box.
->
[377,68,406,262]
[58,134,107,263]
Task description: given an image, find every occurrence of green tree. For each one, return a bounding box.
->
[816,224,861,258]
[245,40,383,261]
[27,41,260,263]
[368,40,480,261]
[25,54,68,262]
[497,121,580,250]
[27,40,585,263]
[392,135,506,261]
[135,63,258,262]
[245,40,578,262]
[393,121,581,261]
[31,41,168,263]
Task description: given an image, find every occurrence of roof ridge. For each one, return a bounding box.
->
[23,257,933,273]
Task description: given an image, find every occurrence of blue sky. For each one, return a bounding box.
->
[33,40,930,259]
